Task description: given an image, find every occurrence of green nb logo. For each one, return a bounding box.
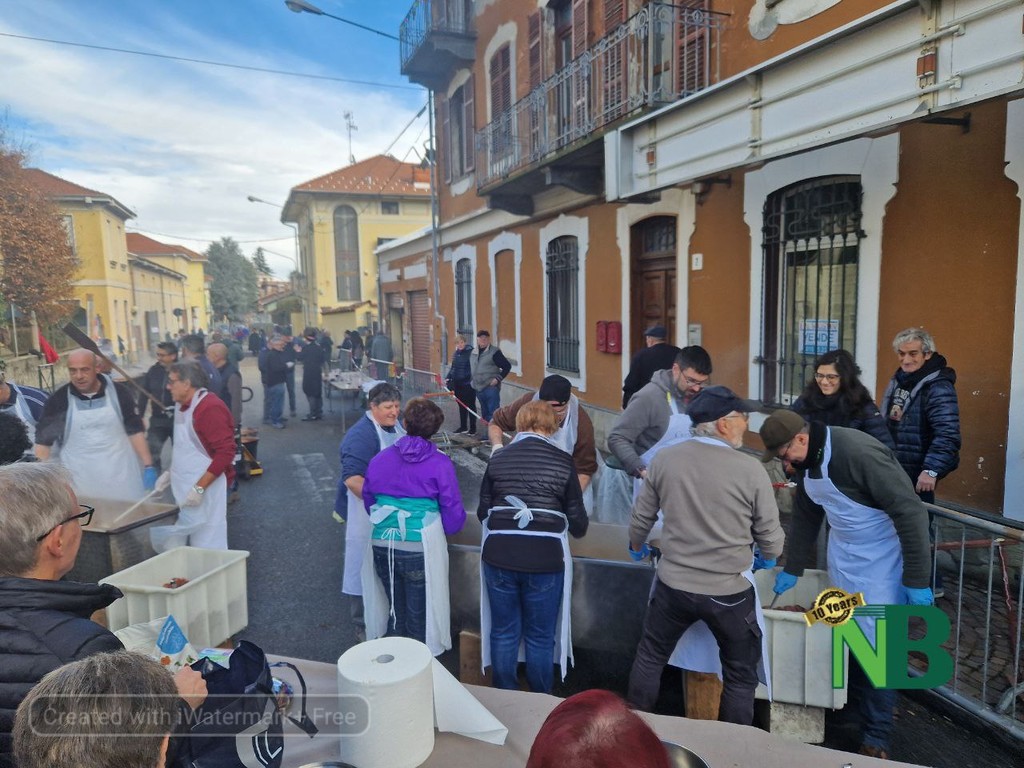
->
[832,605,953,690]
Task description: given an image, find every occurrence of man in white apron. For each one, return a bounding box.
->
[487,375,597,492]
[762,410,932,760]
[335,382,404,641]
[33,349,156,501]
[150,361,236,551]
[607,345,712,482]
[627,386,784,726]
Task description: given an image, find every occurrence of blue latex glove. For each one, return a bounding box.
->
[903,586,934,606]
[773,571,798,595]
[628,543,652,562]
[752,554,777,572]
[142,466,158,491]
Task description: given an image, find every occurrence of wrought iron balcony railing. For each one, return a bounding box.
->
[476,2,725,191]
[400,0,474,73]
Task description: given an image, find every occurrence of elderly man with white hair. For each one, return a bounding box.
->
[626,386,783,726]
[33,348,156,500]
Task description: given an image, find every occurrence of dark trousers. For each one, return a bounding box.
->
[285,368,296,413]
[849,653,897,750]
[627,578,761,725]
[306,393,323,418]
[146,419,174,472]
[451,382,476,432]
[373,547,427,644]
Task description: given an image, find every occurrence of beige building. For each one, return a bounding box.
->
[126,233,211,336]
[281,155,432,343]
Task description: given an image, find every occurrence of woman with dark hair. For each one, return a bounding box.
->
[792,349,894,448]
[526,690,670,768]
[478,400,589,693]
[362,397,466,654]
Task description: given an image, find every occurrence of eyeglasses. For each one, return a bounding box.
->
[36,504,94,542]
[814,373,840,382]
[682,374,710,389]
[724,411,749,422]
[776,440,794,460]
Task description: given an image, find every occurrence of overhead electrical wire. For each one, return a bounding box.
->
[0,31,421,90]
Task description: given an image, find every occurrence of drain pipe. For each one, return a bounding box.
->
[427,90,448,368]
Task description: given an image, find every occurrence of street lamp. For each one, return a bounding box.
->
[284,0,399,41]
[247,195,307,324]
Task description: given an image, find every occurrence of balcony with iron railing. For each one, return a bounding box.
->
[476,2,725,204]
[400,0,476,90]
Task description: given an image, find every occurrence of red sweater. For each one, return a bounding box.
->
[179,393,236,483]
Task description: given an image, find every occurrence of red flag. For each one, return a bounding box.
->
[38,333,59,364]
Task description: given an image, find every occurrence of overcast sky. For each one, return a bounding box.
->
[0,0,428,277]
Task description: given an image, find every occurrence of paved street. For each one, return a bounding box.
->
[227,356,1021,768]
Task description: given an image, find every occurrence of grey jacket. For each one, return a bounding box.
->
[470,344,511,392]
[607,369,689,476]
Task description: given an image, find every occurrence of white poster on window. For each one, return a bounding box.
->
[799,318,839,355]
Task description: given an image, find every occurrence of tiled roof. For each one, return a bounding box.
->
[25,168,135,218]
[291,154,431,197]
[126,232,207,262]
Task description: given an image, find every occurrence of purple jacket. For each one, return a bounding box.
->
[363,436,467,536]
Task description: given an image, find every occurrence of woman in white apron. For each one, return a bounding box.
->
[60,374,146,502]
[477,401,589,693]
[151,365,233,551]
[359,398,465,656]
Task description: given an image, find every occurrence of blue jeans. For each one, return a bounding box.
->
[476,385,500,422]
[373,547,426,644]
[267,383,285,425]
[483,562,563,693]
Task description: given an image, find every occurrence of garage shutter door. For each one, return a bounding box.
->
[409,290,431,371]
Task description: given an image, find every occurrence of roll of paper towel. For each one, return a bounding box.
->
[337,637,434,768]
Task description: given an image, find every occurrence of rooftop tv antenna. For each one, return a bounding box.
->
[344,111,358,165]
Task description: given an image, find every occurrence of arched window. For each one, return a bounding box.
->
[334,205,360,301]
[455,258,473,338]
[759,176,862,404]
[546,235,579,372]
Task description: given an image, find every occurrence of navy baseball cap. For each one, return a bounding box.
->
[687,385,760,424]
[644,325,668,339]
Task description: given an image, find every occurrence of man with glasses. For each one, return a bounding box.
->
[626,387,783,725]
[487,374,597,492]
[0,462,123,766]
[608,346,712,484]
[139,341,178,473]
[759,409,932,760]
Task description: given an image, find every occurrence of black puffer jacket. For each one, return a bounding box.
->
[0,578,123,767]
[446,345,473,386]
[880,355,961,481]
[477,436,588,572]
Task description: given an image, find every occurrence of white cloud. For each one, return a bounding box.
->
[0,3,428,278]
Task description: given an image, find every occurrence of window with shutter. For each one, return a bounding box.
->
[440,93,451,183]
[600,0,627,122]
[528,12,543,88]
[463,74,475,172]
[571,0,588,58]
[333,205,360,301]
[490,45,513,158]
[677,0,710,96]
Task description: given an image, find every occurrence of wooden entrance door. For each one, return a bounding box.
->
[408,290,431,371]
[630,216,677,357]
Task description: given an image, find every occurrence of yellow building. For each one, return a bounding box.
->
[126,233,212,335]
[26,169,138,357]
[281,155,432,341]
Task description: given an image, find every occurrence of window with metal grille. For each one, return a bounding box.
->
[455,258,474,338]
[333,205,361,301]
[759,176,862,405]
[546,236,580,373]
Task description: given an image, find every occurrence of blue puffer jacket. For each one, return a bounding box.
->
[446,345,473,386]
[880,355,961,480]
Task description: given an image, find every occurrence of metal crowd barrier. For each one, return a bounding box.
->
[921,503,1024,741]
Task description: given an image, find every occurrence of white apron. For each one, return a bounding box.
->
[660,436,772,697]
[531,392,593,515]
[151,389,228,552]
[804,428,903,642]
[60,374,144,502]
[480,494,574,682]
[342,414,404,595]
[7,382,37,444]
[361,505,451,656]
[633,392,693,543]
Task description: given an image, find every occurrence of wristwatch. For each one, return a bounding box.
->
[192,484,206,495]
[924,470,938,478]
